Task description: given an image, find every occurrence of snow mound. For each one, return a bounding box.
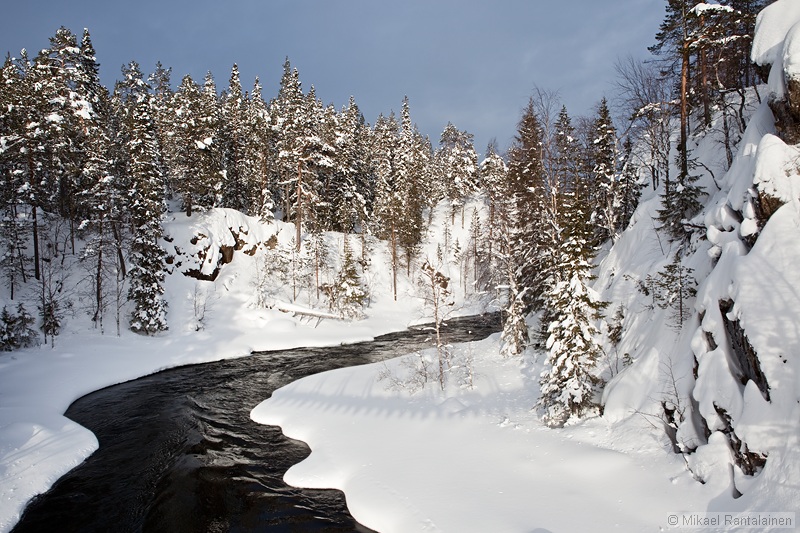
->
[752,0,800,67]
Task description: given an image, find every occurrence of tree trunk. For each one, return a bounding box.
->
[391,224,397,301]
[487,199,494,267]
[296,160,302,252]
[95,234,104,333]
[27,150,41,281]
[679,42,690,181]
[112,222,127,279]
[700,16,712,128]
[701,50,711,128]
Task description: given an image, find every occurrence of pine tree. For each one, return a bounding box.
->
[371,112,403,300]
[589,98,619,244]
[617,137,643,231]
[170,73,223,215]
[291,87,335,249]
[244,77,276,221]
[646,252,697,329]
[537,164,605,425]
[271,58,306,222]
[123,78,168,335]
[322,236,368,319]
[496,98,554,356]
[198,72,224,208]
[435,123,479,226]
[331,96,371,233]
[0,53,34,296]
[395,97,430,270]
[506,98,548,314]
[656,153,704,241]
[479,141,507,285]
[0,303,37,350]
[220,64,249,212]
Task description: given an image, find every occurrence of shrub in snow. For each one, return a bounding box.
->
[417,259,454,389]
[321,238,368,320]
[0,304,38,351]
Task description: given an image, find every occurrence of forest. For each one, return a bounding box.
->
[6,0,800,531]
[0,0,771,428]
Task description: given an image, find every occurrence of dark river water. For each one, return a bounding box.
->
[12,314,500,533]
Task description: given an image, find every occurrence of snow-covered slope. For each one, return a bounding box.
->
[603,0,800,518]
[251,4,800,532]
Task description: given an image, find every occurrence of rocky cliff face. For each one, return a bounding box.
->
[163,208,280,282]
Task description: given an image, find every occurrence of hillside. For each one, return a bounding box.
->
[251,3,800,532]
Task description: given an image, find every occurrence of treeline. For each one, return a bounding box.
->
[0,27,479,340]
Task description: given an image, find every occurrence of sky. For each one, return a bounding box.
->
[0,0,664,156]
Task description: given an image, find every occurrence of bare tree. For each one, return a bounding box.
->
[419,259,453,390]
[613,56,674,192]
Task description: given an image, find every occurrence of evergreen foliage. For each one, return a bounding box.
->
[321,237,368,320]
[589,98,619,243]
[0,304,37,350]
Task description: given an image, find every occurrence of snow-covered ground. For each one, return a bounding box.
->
[4,3,800,532]
[0,204,493,533]
[253,336,713,533]
[250,4,800,532]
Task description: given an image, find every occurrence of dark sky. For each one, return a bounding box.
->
[1,0,663,156]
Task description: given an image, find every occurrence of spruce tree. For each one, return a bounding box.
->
[122,74,169,334]
[331,97,371,233]
[506,98,547,315]
[435,123,479,226]
[616,137,643,232]
[170,73,223,215]
[497,99,549,356]
[395,97,429,270]
[479,141,507,285]
[536,251,604,427]
[371,112,403,300]
[0,53,33,295]
[589,98,619,244]
[537,177,605,427]
[244,77,276,221]
[220,64,249,212]
[271,58,306,221]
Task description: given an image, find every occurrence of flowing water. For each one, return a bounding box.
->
[12,314,500,533]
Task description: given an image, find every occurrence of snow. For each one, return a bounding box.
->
[252,338,708,533]
[249,14,800,531]
[752,133,800,206]
[0,206,455,532]
[4,5,800,532]
[751,0,800,98]
[691,3,734,16]
[752,0,800,67]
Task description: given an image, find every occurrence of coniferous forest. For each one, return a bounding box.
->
[7,0,800,531]
[0,0,769,421]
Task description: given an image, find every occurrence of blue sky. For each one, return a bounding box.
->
[1,0,663,155]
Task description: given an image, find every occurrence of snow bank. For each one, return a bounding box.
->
[252,338,708,533]
[752,0,800,67]
[251,6,800,529]
[752,0,800,99]
[0,205,453,532]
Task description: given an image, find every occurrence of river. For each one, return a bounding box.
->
[12,314,500,533]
